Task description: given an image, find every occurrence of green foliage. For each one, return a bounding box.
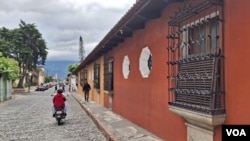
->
[68,63,78,73]
[0,20,48,87]
[0,53,20,80]
[45,75,53,83]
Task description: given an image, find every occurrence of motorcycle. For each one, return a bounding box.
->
[51,92,68,125]
[54,105,66,125]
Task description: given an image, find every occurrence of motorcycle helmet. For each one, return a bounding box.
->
[57,89,63,93]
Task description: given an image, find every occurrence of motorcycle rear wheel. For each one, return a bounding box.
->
[57,118,61,125]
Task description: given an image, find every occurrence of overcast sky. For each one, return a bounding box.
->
[0,0,135,61]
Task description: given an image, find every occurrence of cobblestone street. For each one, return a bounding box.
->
[0,88,107,141]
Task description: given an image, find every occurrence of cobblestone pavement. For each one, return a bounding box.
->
[0,88,107,141]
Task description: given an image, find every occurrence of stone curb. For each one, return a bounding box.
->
[72,94,118,141]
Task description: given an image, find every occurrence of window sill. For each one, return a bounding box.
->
[104,90,113,95]
[94,88,100,93]
[169,105,225,130]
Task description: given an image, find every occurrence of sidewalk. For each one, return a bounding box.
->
[13,86,38,94]
[71,92,164,141]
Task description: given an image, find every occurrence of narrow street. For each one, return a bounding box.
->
[0,88,107,141]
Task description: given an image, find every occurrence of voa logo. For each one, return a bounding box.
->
[226,129,246,136]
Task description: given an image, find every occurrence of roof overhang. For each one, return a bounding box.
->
[74,0,183,73]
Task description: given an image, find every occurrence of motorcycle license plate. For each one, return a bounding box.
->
[56,111,63,114]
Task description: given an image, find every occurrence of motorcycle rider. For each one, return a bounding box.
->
[52,89,67,117]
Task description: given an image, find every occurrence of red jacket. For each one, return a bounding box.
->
[53,93,66,106]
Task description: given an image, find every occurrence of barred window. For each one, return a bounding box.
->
[104,56,113,92]
[84,69,87,83]
[80,69,88,86]
[80,69,85,86]
[93,63,100,89]
[167,1,224,115]
[181,13,219,58]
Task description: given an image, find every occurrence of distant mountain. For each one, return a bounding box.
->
[44,60,79,80]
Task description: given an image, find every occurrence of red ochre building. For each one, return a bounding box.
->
[73,0,250,141]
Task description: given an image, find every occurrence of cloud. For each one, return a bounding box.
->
[0,0,135,61]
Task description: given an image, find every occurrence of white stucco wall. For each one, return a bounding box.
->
[70,75,76,91]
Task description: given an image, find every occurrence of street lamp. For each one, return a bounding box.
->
[28,72,32,92]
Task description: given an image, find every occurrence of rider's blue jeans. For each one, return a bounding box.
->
[52,106,67,115]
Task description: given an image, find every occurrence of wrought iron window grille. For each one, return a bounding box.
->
[167,0,225,115]
[94,62,100,89]
[104,56,114,92]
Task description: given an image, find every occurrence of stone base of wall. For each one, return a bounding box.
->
[186,123,213,141]
[169,105,226,141]
[0,96,12,103]
[13,88,26,93]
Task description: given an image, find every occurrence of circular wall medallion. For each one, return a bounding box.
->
[122,55,130,79]
[139,47,152,78]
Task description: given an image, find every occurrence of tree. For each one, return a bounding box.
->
[45,75,54,83]
[68,63,78,74]
[79,36,85,62]
[0,52,20,80]
[0,20,48,87]
[0,27,16,58]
